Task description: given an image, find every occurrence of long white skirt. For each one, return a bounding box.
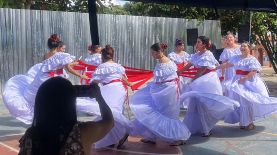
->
[130,82,191,142]
[3,75,34,124]
[180,72,239,135]
[3,67,67,124]
[224,75,277,126]
[221,67,236,95]
[77,82,131,149]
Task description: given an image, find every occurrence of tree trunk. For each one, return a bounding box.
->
[260,38,277,73]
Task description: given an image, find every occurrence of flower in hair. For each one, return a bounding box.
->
[160,43,168,49]
[50,34,60,42]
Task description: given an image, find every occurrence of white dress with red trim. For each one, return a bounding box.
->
[224,55,277,126]
[168,51,192,93]
[219,47,241,93]
[180,51,239,135]
[77,62,131,149]
[3,52,73,124]
[130,60,191,142]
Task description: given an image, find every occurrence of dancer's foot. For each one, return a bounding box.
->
[140,138,156,144]
[115,134,129,149]
[245,123,255,130]
[169,140,186,146]
[201,131,212,137]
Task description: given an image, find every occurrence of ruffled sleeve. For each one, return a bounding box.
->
[228,55,240,65]
[168,52,177,62]
[85,54,102,66]
[40,53,73,72]
[154,61,178,82]
[92,63,125,81]
[196,52,219,68]
[248,57,261,71]
[219,49,229,62]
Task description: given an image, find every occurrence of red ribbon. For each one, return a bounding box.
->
[48,68,63,77]
[236,70,250,75]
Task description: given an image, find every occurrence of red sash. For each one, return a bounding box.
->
[236,70,250,75]
[48,69,63,77]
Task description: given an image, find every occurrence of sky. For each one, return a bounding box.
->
[111,0,129,5]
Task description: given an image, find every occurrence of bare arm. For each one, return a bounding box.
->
[64,63,88,79]
[80,83,114,145]
[122,75,131,86]
[177,62,193,74]
[192,66,207,81]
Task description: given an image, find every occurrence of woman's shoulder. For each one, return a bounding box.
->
[95,62,125,75]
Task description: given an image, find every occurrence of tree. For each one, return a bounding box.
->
[252,13,277,73]
[123,2,216,20]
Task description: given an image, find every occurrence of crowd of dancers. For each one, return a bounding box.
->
[3,33,277,150]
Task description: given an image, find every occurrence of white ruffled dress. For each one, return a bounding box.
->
[180,51,239,135]
[3,52,73,124]
[219,47,241,93]
[84,53,102,66]
[224,55,277,126]
[168,51,191,93]
[77,62,131,149]
[130,60,191,142]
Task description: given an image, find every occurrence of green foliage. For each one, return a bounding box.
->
[252,13,277,72]
[123,2,216,20]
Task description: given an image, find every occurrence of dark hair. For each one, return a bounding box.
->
[31,77,77,155]
[175,39,184,47]
[242,41,251,48]
[198,36,211,49]
[151,43,168,53]
[226,31,236,38]
[47,34,60,49]
[58,41,65,48]
[101,45,114,60]
[88,44,101,52]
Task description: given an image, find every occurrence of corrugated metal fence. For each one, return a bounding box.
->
[0,8,221,92]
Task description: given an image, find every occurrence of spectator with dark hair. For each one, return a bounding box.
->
[130,42,191,146]
[18,77,114,155]
[3,34,88,124]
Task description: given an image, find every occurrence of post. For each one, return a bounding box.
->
[88,0,100,45]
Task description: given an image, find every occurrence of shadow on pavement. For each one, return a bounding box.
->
[211,125,266,138]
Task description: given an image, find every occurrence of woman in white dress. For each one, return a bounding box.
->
[219,32,241,94]
[219,42,277,130]
[85,44,102,66]
[168,39,191,93]
[178,36,239,137]
[130,43,191,146]
[3,34,88,124]
[84,45,131,150]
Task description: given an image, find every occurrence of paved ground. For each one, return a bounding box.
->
[0,67,276,155]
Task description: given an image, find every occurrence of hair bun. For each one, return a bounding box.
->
[49,34,60,42]
[160,43,168,50]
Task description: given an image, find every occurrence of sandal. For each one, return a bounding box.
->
[245,123,255,131]
[201,131,212,137]
[170,140,186,146]
[115,134,129,149]
[140,138,156,144]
